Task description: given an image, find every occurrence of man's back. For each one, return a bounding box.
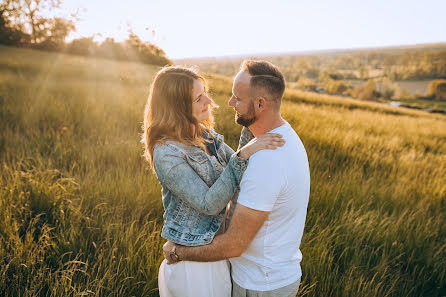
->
[229,122,310,291]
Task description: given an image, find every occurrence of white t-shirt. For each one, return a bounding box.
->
[229,122,310,291]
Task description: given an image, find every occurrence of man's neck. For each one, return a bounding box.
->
[248,115,286,137]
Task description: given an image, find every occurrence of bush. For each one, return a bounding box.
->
[326,80,349,95]
[399,88,410,100]
[379,78,399,100]
[65,34,172,66]
[351,79,379,101]
[66,37,98,56]
[427,79,446,101]
[296,77,318,92]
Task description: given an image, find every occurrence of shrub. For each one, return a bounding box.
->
[399,88,410,100]
[65,37,98,56]
[351,79,379,101]
[379,78,399,100]
[296,77,318,92]
[326,80,349,95]
[427,79,446,101]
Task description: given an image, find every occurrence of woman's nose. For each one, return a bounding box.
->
[204,95,212,104]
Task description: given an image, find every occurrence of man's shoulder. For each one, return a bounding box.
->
[249,148,282,166]
[249,134,299,163]
[243,150,284,183]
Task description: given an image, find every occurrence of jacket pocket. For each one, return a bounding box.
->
[186,152,212,185]
[187,152,208,164]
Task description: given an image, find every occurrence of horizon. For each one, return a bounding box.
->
[172,41,446,61]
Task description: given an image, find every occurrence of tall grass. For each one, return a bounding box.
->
[1,45,445,296]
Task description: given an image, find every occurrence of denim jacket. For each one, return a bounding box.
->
[153,128,253,246]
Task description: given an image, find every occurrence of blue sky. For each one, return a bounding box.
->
[60,0,446,59]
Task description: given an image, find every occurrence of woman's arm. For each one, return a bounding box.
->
[153,133,284,217]
[237,127,255,150]
[220,127,255,163]
[154,144,247,216]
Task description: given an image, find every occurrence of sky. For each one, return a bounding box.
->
[59,0,446,59]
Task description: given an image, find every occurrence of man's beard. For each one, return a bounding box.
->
[235,101,257,127]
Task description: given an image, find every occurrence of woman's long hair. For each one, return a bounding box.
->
[142,66,215,169]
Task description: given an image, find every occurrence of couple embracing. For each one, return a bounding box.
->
[142,60,310,297]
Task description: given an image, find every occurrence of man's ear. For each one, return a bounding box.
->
[257,97,267,111]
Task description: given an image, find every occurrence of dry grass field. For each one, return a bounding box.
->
[1,45,445,296]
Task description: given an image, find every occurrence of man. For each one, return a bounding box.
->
[163,60,310,297]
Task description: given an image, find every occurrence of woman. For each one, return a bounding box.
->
[142,66,284,297]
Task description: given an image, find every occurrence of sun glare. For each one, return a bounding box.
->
[58,0,446,59]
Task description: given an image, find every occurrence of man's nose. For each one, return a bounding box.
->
[228,96,235,107]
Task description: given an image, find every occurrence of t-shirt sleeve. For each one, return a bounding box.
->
[236,151,283,212]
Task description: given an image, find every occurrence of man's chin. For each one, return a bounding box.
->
[235,115,257,127]
[235,118,246,127]
[234,114,244,126]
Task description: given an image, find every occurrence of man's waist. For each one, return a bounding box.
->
[230,257,302,291]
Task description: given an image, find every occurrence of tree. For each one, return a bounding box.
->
[326,80,349,95]
[0,0,75,47]
[0,0,24,32]
[351,79,378,101]
[96,37,125,60]
[359,66,369,79]
[35,17,75,51]
[296,77,318,92]
[0,9,30,45]
[124,31,171,66]
[380,78,399,100]
[66,37,98,56]
[427,80,446,101]
[399,88,410,100]
[21,0,62,44]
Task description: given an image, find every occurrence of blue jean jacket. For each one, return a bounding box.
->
[153,128,253,246]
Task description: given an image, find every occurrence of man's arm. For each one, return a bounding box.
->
[163,203,269,263]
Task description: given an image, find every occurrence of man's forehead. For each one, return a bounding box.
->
[234,71,250,83]
[233,71,251,90]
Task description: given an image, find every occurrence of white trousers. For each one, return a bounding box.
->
[158,259,231,297]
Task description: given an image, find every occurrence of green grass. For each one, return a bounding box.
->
[390,98,446,111]
[1,45,445,296]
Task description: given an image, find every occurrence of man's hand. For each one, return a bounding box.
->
[163,240,181,264]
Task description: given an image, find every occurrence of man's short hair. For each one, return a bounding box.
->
[241,60,286,105]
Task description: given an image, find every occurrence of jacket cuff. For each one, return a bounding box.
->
[230,150,248,172]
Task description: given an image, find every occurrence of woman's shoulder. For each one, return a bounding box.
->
[154,140,187,157]
[153,141,189,175]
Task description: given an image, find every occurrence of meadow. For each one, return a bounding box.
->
[0,45,445,297]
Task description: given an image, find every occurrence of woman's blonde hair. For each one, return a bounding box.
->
[142,66,215,169]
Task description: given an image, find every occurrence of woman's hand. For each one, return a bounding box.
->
[238,133,285,159]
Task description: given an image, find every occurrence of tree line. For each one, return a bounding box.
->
[0,0,171,66]
[179,45,446,102]
[183,44,446,83]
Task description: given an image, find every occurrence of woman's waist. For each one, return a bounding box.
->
[161,217,223,246]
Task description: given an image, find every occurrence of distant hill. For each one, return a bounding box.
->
[176,42,446,63]
[175,42,446,83]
